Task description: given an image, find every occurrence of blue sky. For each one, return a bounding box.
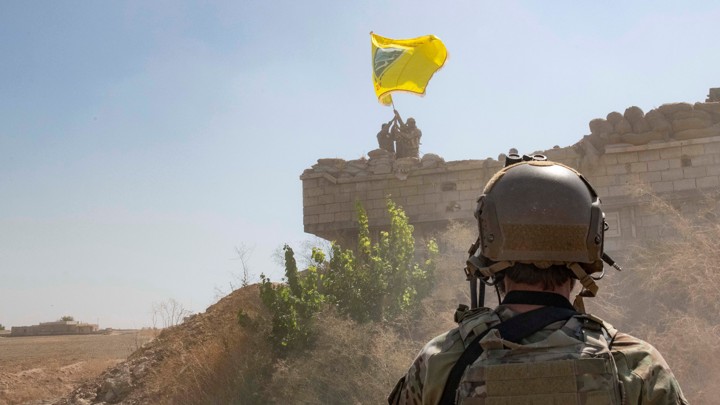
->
[1,1,719,328]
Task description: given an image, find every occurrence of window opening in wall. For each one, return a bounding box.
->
[605,211,621,238]
[441,182,457,191]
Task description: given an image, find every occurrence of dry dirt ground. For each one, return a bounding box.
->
[0,330,155,405]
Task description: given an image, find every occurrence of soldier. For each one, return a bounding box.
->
[388,157,688,405]
[393,109,422,158]
[377,117,397,154]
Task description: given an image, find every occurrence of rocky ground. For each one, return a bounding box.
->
[52,285,266,405]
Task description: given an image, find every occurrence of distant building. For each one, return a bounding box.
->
[10,320,99,337]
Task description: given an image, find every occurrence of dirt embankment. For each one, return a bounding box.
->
[0,330,154,405]
[53,285,268,405]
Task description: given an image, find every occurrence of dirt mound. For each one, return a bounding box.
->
[54,285,269,405]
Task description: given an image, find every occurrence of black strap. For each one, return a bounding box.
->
[438,305,578,405]
[501,291,576,311]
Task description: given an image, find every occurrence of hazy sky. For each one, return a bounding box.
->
[2,1,718,329]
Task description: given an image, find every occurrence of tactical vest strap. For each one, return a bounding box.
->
[439,306,578,405]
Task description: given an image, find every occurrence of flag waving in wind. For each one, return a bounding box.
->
[371,32,448,106]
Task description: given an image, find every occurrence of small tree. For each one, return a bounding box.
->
[259,245,324,354]
[60,315,74,322]
[0,324,5,331]
[323,199,437,322]
[152,299,192,328]
[254,198,437,354]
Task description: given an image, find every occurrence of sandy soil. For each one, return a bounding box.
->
[0,330,155,405]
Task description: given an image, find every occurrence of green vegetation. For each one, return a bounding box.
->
[60,315,74,322]
[259,245,324,354]
[255,198,437,355]
[0,324,5,331]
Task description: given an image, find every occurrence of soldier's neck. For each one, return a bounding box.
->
[502,281,572,314]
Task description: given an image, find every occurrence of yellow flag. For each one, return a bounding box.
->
[371,32,448,106]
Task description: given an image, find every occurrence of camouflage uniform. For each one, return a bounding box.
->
[390,305,688,405]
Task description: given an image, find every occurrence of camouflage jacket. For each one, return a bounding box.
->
[389,305,688,405]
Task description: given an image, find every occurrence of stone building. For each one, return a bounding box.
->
[10,320,99,336]
[301,88,720,258]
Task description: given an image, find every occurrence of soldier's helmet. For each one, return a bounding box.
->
[473,160,605,274]
[407,117,416,125]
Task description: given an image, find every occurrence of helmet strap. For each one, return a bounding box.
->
[567,262,599,313]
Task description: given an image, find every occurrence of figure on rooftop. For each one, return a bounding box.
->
[392,109,422,159]
[376,117,397,154]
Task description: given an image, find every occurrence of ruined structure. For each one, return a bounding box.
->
[301,88,720,256]
[10,320,99,337]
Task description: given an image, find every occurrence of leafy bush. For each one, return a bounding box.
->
[259,245,324,354]
[255,198,437,354]
[323,199,437,323]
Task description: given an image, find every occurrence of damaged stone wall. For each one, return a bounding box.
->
[301,88,720,254]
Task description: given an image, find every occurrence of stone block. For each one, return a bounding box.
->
[305,205,326,215]
[406,195,425,206]
[703,142,720,154]
[441,191,460,202]
[305,187,325,198]
[368,208,385,219]
[659,147,682,159]
[319,213,334,223]
[638,149,660,162]
[668,158,682,169]
[335,202,353,212]
[591,175,618,187]
[334,211,352,222]
[459,190,479,200]
[600,154,618,165]
[673,178,696,191]
[651,181,674,193]
[404,176,424,186]
[586,165,607,176]
[657,102,692,117]
[674,126,720,140]
[638,171,663,183]
[418,184,437,195]
[367,189,384,200]
[399,185,419,197]
[683,166,707,178]
[616,152,639,163]
[617,174,638,185]
[606,164,628,175]
[694,102,720,115]
[304,214,319,225]
[672,117,712,133]
[303,195,319,206]
[607,185,628,197]
[318,194,335,205]
[630,162,648,173]
[681,144,705,156]
[661,169,684,181]
[369,179,389,190]
[425,193,441,204]
[707,165,720,176]
[647,160,670,171]
[458,170,481,181]
[594,186,609,197]
[691,154,715,166]
[339,192,355,203]
[697,176,720,188]
[456,180,475,191]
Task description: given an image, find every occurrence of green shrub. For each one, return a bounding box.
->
[253,198,437,354]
